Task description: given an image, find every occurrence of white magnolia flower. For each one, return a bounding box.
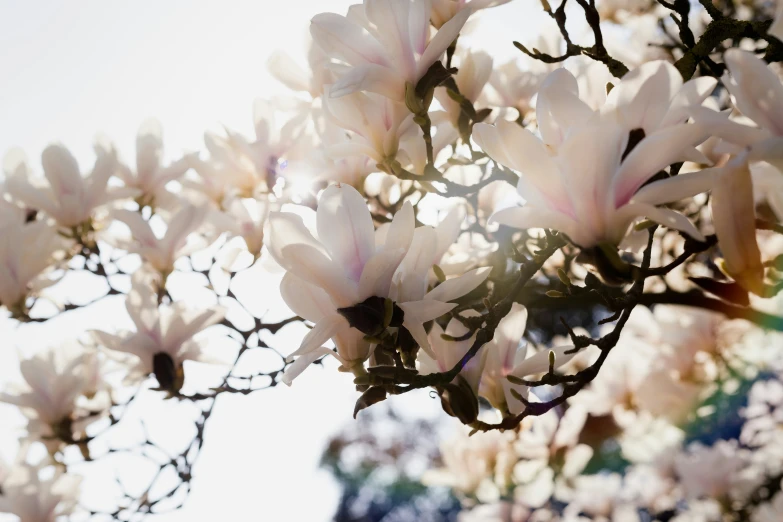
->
[92,271,226,391]
[322,88,415,165]
[0,464,81,522]
[110,119,192,208]
[0,343,109,448]
[110,205,209,278]
[720,49,783,172]
[418,315,486,395]
[267,41,333,101]
[753,490,783,522]
[4,144,134,229]
[479,303,575,415]
[311,0,470,100]
[710,155,765,295]
[431,0,512,28]
[269,184,489,384]
[435,49,493,127]
[473,116,713,247]
[0,217,67,316]
[485,59,546,119]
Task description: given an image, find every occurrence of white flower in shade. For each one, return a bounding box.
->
[418,315,486,396]
[752,161,783,221]
[674,440,751,500]
[92,271,226,392]
[435,50,493,127]
[310,0,470,101]
[720,49,783,172]
[430,0,512,28]
[4,144,134,229]
[0,343,109,449]
[397,111,458,175]
[322,88,414,165]
[710,155,765,295]
[473,117,713,247]
[0,464,81,522]
[479,303,575,415]
[0,203,68,315]
[110,205,209,278]
[109,119,192,208]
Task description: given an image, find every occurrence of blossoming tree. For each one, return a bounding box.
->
[3,0,783,520]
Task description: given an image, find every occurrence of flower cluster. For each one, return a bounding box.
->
[2,0,783,519]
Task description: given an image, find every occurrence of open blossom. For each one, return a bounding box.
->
[110,205,209,278]
[322,88,414,165]
[4,144,134,229]
[674,440,751,500]
[210,196,272,259]
[0,463,81,522]
[92,271,226,392]
[479,303,575,415]
[109,119,193,208]
[310,0,470,100]
[474,117,713,247]
[0,215,67,315]
[0,343,109,450]
[268,184,489,384]
[720,49,783,172]
[710,155,765,295]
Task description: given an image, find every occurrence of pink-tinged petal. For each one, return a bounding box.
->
[418,6,471,77]
[690,105,770,147]
[4,175,58,218]
[557,121,627,234]
[723,49,783,135]
[749,136,783,170]
[286,313,350,361]
[358,247,406,300]
[711,157,764,295]
[330,63,405,100]
[267,50,312,93]
[395,226,438,301]
[280,243,359,307]
[365,0,417,80]
[280,272,336,323]
[384,200,415,252]
[605,60,682,133]
[510,345,576,378]
[617,202,705,242]
[41,144,83,198]
[660,77,718,128]
[632,169,717,206]
[111,209,158,247]
[316,184,375,281]
[472,122,515,167]
[424,266,491,303]
[163,205,205,254]
[266,211,325,270]
[310,12,389,67]
[613,123,708,208]
[491,302,528,371]
[282,346,347,386]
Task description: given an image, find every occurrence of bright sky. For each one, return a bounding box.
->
[0,1,545,520]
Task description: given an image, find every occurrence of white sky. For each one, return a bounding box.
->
[0,1,545,520]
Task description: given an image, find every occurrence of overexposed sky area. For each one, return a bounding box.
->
[0,1,545,520]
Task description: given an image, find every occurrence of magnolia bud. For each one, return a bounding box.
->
[438,376,479,425]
